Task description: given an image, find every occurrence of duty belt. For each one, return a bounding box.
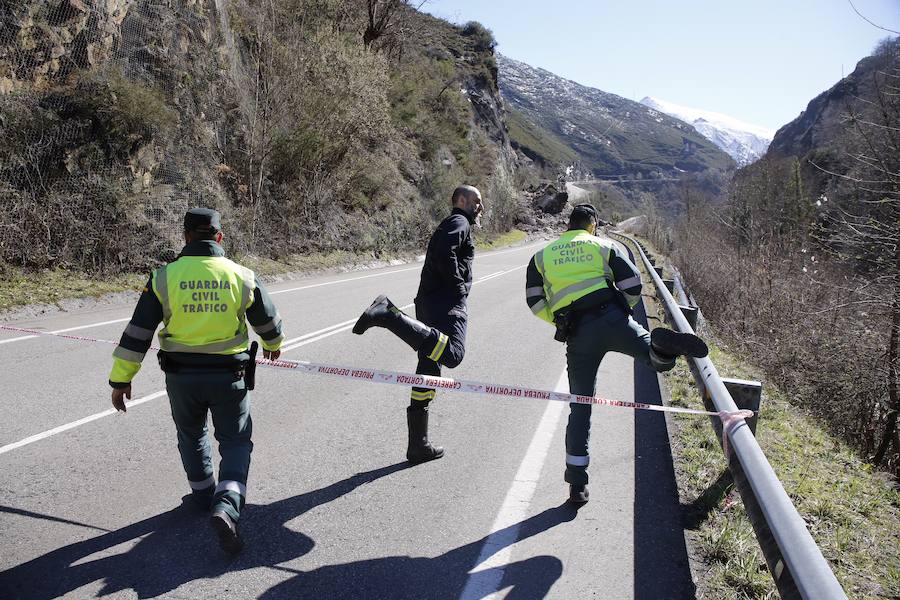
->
[157,351,247,376]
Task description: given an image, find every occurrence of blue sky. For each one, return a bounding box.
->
[423,0,899,131]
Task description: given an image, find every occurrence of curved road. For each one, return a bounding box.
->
[0,239,693,599]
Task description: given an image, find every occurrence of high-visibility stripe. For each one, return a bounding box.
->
[216,480,246,497]
[623,292,640,307]
[237,267,255,322]
[615,275,642,290]
[189,475,215,490]
[534,252,554,301]
[525,286,545,298]
[428,332,449,362]
[566,454,590,467]
[154,266,171,321]
[547,277,607,308]
[252,314,281,334]
[262,332,284,350]
[113,346,145,363]
[410,389,436,401]
[124,323,155,340]
[530,299,548,316]
[159,332,248,354]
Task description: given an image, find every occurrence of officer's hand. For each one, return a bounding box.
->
[111,384,132,413]
[263,349,281,361]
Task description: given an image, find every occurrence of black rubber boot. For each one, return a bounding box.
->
[650,327,708,358]
[210,510,244,555]
[353,295,435,351]
[569,484,590,504]
[406,405,444,463]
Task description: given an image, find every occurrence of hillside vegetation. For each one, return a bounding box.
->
[649,37,900,475]
[0,0,516,276]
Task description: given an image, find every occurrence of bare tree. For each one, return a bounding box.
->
[362,0,427,52]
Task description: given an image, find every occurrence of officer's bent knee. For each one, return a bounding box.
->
[441,347,465,369]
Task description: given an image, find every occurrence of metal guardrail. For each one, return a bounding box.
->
[610,232,847,600]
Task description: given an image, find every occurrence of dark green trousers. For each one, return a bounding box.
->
[165,370,252,521]
[564,305,656,485]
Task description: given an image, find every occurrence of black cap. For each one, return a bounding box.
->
[184,208,221,233]
[570,203,598,223]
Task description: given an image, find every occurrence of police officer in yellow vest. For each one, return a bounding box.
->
[108,208,284,553]
[525,204,707,504]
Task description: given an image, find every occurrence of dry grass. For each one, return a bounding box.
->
[626,236,900,599]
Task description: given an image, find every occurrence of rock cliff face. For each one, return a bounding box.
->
[768,38,898,160]
[0,0,129,93]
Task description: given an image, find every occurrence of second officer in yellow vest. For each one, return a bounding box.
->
[525,204,707,504]
[108,208,284,554]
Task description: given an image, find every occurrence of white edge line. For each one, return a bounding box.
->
[0,391,168,455]
[269,266,421,295]
[458,368,568,600]
[0,263,530,454]
[0,317,131,345]
[0,243,542,346]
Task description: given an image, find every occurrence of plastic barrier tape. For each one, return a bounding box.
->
[0,324,754,424]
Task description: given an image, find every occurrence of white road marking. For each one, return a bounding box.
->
[0,265,528,454]
[269,266,421,295]
[459,368,568,600]
[280,303,413,353]
[0,391,168,455]
[0,317,131,345]
[477,270,504,280]
[0,243,541,347]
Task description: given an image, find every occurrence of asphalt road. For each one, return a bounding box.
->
[0,237,694,599]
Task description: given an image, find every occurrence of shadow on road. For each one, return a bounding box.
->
[1,462,574,599]
[0,462,408,599]
[631,302,697,600]
[260,503,574,599]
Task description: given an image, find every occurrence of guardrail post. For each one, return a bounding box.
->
[678,304,698,330]
[653,266,664,278]
[722,378,762,434]
[662,278,675,293]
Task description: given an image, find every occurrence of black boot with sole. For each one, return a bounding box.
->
[406,405,444,463]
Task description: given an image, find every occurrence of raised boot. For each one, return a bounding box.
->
[353,295,435,352]
[650,327,708,359]
[406,405,444,463]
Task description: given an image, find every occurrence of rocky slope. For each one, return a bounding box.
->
[767,37,898,162]
[0,1,515,272]
[640,96,773,166]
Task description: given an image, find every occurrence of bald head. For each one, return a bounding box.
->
[451,184,484,222]
[452,185,481,204]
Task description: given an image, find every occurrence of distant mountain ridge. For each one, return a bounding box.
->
[639,96,773,166]
[497,54,734,179]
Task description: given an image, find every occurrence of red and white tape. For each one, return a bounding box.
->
[0,324,753,424]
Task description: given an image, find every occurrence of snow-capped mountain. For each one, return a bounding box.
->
[640,97,774,166]
[498,55,734,178]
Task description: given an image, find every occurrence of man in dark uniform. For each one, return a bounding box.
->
[353,185,484,463]
[108,208,284,554]
[525,204,707,504]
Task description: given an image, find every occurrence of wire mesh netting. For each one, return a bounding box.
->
[0,0,231,271]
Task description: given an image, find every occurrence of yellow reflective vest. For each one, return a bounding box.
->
[151,256,256,354]
[530,230,614,323]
